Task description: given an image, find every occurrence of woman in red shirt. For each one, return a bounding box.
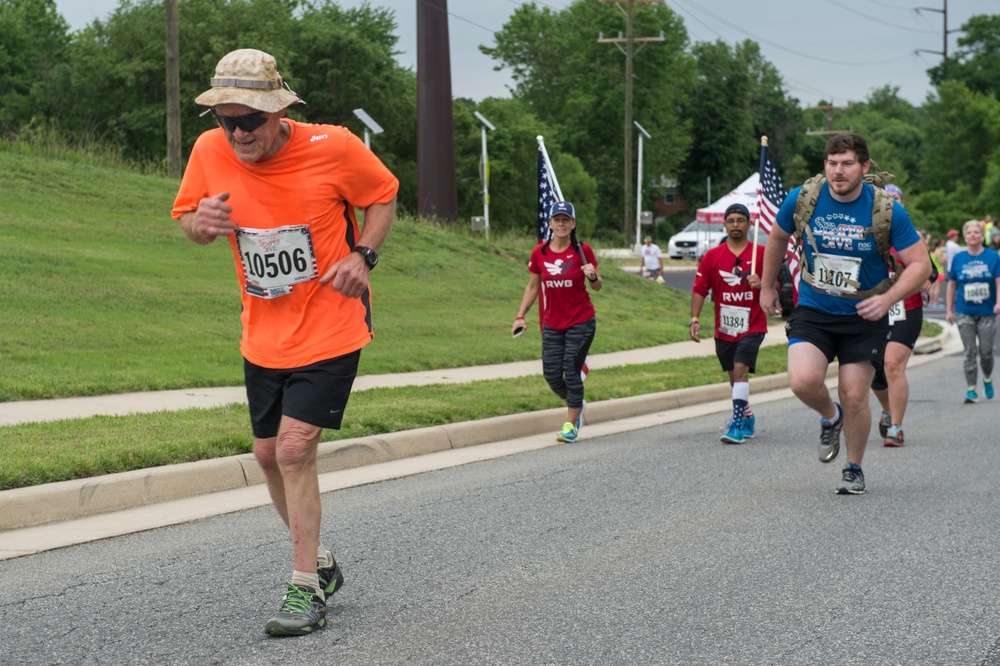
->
[512,202,602,443]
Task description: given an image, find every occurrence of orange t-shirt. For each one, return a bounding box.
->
[172,120,399,368]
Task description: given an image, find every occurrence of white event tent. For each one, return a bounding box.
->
[696,173,760,224]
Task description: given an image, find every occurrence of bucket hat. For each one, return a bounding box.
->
[195,49,304,113]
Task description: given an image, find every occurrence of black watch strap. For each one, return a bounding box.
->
[352,245,378,270]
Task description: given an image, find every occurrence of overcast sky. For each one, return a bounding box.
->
[55,0,996,107]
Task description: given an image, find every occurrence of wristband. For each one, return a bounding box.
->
[689,317,699,325]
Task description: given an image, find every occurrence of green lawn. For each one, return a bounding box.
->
[0,149,942,490]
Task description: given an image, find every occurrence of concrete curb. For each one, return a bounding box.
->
[0,373,788,531]
[0,326,954,532]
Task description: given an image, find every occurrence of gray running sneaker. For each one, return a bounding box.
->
[317,557,345,599]
[878,410,891,438]
[264,583,327,636]
[818,403,843,463]
[835,463,866,495]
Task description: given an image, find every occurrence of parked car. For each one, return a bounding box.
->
[667,221,728,260]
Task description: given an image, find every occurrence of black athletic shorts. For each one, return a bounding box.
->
[243,350,361,439]
[714,332,766,373]
[887,305,923,349]
[785,306,889,365]
[871,306,922,390]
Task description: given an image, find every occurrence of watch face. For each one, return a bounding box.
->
[355,246,378,269]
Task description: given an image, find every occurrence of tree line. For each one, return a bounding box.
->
[2,0,999,241]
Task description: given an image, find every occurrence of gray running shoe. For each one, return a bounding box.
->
[317,557,345,599]
[835,463,866,495]
[264,583,327,636]
[818,403,843,463]
[878,410,891,438]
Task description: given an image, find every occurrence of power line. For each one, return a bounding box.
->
[822,0,936,32]
[670,0,915,67]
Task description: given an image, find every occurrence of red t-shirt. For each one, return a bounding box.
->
[172,120,399,368]
[889,248,924,311]
[528,242,597,330]
[692,242,767,341]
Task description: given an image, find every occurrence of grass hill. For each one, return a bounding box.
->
[0,149,698,402]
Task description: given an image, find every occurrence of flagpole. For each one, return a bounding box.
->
[537,135,564,200]
[752,135,768,276]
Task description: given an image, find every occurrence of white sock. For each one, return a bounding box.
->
[317,546,334,568]
[291,570,324,599]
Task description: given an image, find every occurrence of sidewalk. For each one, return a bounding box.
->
[0,324,959,559]
[0,328,784,426]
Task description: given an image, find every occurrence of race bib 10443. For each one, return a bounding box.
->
[964,281,990,304]
[235,225,318,299]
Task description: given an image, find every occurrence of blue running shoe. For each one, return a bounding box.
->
[557,422,578,443]
[575,400,586,431]
[741,413,756,439]
[721,418,745,445]
[966,390,979,404]
[985,379,994,400]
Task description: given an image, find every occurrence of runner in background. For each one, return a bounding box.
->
[871,185,935,447]
[512,201,602,443]
[689,203,767,445]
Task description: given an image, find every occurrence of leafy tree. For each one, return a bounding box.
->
[0,0,69,130]
[453,96,597,238]
[678,39,801,210]
[928,14,1000,98]
[485,0,693,239]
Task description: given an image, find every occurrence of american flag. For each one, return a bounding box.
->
[757,142,801,295]
[537,148,558,243]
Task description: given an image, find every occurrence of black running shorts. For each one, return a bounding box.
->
[244,350,361,438]
[785,306,889,365]
[714,332,766,373]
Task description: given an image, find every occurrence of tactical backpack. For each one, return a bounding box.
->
[791,170,900,299]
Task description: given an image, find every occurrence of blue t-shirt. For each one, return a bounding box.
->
[948,248,1000,316]
[776,182,920,315]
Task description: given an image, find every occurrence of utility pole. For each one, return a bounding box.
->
[915,0,959,63]
[416,0,458,221]
[805,103,853,137]
[165,0,181,178]
[598,0,664,246]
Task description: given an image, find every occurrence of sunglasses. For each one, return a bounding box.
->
[203,109,269,133]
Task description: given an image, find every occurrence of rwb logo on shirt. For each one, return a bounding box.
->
[544,258,575,276]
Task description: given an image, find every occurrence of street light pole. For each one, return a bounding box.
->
[598,0,664,246]
[634,121,651,251]
[473,111,496,240]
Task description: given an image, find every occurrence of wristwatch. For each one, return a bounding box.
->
[352,245,379,270]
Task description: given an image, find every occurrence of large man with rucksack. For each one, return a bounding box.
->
[759,133,930,495]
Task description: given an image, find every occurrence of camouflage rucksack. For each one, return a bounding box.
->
[791,169,900,299]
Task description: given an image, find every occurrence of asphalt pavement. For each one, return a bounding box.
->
[2,349,998,665]
[0,315,958,560]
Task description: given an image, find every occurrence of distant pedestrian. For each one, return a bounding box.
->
[946,219,1000,403]
[759,133,929,495]
[689,203,767,445]
[172,48,398,636]
[640,235,664,278]
[512,201,602,443]
[946,229,962,273]
[870,185,935,447]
